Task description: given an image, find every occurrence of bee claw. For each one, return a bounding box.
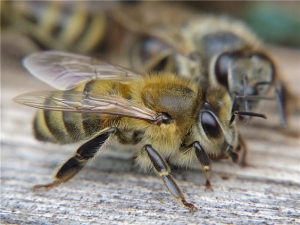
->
[182,200,198,212]
[204,180,213,192]
[32,180,61,191]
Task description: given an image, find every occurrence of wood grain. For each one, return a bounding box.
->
[1,46,299,224]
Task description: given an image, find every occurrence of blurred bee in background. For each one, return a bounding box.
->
[111,2,297,131]
[14,51,266,211]
[180,16,295,128]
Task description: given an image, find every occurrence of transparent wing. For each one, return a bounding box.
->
[13,91,158,122]
[23,51,142,90]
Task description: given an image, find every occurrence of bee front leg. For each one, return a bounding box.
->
[274,81,300,129]
[274,82,287,128]
[33,127,117,191]
[144,145,197,212]
[192,142,212,190]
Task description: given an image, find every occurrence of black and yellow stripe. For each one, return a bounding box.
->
[33,80,132,144]
[4,1,107,54]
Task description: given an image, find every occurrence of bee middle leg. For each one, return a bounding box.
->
[144,145,197,212]
[33,127,117,191]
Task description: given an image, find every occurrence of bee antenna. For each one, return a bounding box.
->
[229,95,269,125]
[230,111,267,124]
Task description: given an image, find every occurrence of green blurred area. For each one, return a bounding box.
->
[186,1,300,48]
[245,2,300,48]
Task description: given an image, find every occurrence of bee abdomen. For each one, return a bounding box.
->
[33,110,57,143]
[33,109,102,144]
[6,1,107,54]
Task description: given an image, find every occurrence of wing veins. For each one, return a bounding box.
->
[14,91,158,122]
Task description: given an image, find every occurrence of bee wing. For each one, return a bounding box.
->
[23,51,142,90]
[13,91,158,122]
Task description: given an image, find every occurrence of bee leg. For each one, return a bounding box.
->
[193,142,212,190]
[236,133,248,167]
[274,82,287,128]
[242,76,251,124]
[33,127,116,191]
[144,145,197,212]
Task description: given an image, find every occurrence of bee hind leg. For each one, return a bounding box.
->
[33,127,117,191]
[144,145,197,212]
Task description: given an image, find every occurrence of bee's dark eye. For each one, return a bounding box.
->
[215,52,239,89]
[201,111,221,138]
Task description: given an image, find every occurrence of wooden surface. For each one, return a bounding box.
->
[1,46,300,224]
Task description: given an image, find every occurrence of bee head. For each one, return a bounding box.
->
[196,86,237,151]
[212,51,274,112]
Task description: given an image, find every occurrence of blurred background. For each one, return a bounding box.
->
[185,1,300,48]
[1,0,299,60]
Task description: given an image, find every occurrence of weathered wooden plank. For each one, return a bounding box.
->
[1,46,299,224]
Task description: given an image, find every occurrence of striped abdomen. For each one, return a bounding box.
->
[4,1,107,54]
[33,80,132,144]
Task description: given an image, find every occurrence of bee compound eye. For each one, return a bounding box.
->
[200,111,221,139]
[215,52,238,89]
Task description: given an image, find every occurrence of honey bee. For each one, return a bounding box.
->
[14,51,266,211]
